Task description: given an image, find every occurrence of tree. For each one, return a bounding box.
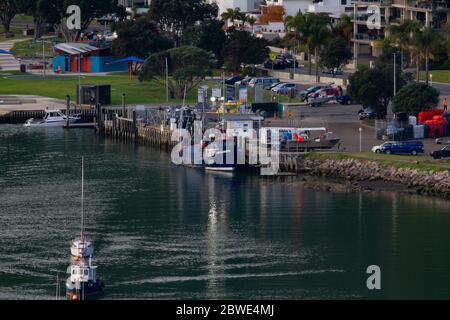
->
[348,63,406,118]
[392,83,439,115]
[38,0,126,42]
[222,30,269,72]
[139,46,215,99]
[181,19,226,65]
[285,12,331,79]
[308,14,332,82]
[332,14,353,45]
[320,37,352,75]
[148,0,218,46]
[387,20,420,70]
[285,11,313,75]
[15,0,53,39]
[112,18,173,61]
[0,0,18,35]
[413,27,443,84]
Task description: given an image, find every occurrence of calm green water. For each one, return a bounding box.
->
[1,125,450,300]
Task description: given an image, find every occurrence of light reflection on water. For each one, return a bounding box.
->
[0,125,450,299]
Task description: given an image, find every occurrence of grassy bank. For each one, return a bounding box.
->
[0,73,208,105]
[0,72,302,105]
[305,151,450,172]
[419,70,450,84]
[10,39,55,59]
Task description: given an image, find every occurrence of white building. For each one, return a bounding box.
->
[265,0,312,17]
[209,0,262,15]
[266,0,352,18]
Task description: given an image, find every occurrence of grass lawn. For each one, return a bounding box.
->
[0,71,303,105]
[0,28,29,42]
[307,151,450,172]
[0,73,226,105]
[419,70,450,84]
[10,39,56,59]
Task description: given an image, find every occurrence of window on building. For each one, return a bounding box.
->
[341,0,347,4]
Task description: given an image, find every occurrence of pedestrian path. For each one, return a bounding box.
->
[0,39,29,71]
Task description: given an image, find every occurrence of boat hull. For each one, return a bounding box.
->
[24,118,80,128]
[282,138,341,151]
[66,278,104,300]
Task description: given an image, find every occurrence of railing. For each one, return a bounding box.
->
[352,0,392,5]
[352,34,385,41]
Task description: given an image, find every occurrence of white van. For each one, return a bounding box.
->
[249,77,280,89]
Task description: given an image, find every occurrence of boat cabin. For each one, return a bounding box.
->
[69,265,98,283]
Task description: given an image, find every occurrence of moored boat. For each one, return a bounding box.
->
[24,109,80,127]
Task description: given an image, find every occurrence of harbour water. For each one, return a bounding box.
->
[1,125,450,299]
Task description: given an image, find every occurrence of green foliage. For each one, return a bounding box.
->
[148,0,218,45]
[112,17,173,60]
[181,19,226,65]
[139,46,215,99]
[348,63,406,118]
[392,83,440,115]
[320,37,352,71]
[222,30,269,71]
[0,0,18,34]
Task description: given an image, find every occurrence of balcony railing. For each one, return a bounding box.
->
[352,0,392,4]
[352,34,385,41]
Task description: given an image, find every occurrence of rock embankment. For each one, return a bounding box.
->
[299,158,450,198]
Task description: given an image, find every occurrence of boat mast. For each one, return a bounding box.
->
[81,156,84,240]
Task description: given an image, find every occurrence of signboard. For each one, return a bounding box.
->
[239,86,248,103]
[212,87,222,99]
[198,85,208,104]
[226,85,236,101]
[254,84,264,103]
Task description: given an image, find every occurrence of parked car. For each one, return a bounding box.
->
[299,85,331,101]
[263,59,286,70]
[249,77,281,88]
[235,76,253,86]
[358,108,377,120]
[322,67,344,76]
[336,95,352,105]
[272,83,297,94]
[266,82,284,91]
[436,137,450,145]
[430,146,450,159]
[372,141,424,155]
[308,87,339,99]
[225,76,244,86]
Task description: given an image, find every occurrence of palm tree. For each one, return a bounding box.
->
[285,11,313,75]
[221,8,239,28]
[308,14,332,82]
[246,16,256,34]
[333,14,353,45]
[388,20,420,70]
[413,27,442,84]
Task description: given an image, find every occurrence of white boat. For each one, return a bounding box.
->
[71,236,94,261]
[65,157,104,300]
[24,109,80,127]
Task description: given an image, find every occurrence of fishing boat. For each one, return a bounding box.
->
[66,157,104,300]
[24,109,80,127]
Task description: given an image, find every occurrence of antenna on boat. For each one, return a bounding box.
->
[55,271,59,300]
[81,156,84,240]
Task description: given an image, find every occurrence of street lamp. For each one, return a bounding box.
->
[393,53,396,96]
[430,74,433,86]
[359,127,363,152]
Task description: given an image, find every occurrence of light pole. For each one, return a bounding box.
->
[430,73,433,86]
[359,127,363,152]
[393,53,396,96]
